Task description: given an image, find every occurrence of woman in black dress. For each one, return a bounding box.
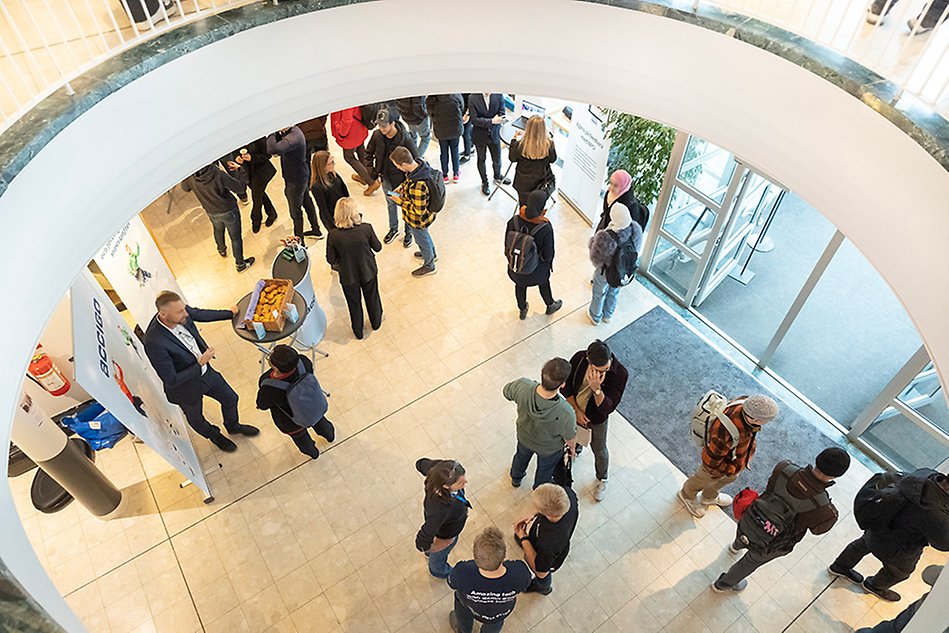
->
[325,197,383,339]
[506,190,562,320]
[508,115,557,207]
[310,150,350,233]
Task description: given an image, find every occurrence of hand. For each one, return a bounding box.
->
[576,410,590,428]
[587,366,605,391]
[430,537,453,553]
[491,115,504,125]
[514,130,523,139]
[514,522,528,539]
[198,348,215,366]
[226,161,240,171]
[230,305,239,316]
[462,112,469,124]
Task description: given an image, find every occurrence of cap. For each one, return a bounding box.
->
[375,108,393,127]
[743,395,779,424]
[525,190,548,219]
[815,447,850,478]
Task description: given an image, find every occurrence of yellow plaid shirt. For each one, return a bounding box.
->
[396,177,435,229]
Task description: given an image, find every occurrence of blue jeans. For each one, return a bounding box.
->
[382,178,403,233]
[411,226,436,268]
[452,593,505,633]
[510,441,561,489]
[439,138,460,177]
[407,117,432,157]
[207,209,244,264]
[426,535,457,578]
[589,268,620,323]
[462,120,473,155]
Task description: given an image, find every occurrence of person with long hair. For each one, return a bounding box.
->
[330,106,377,195]
[508,115,557,206]
[325,198,383,339]
[415,458,471,579]
[505,190,562,320]
[309,151,350,234]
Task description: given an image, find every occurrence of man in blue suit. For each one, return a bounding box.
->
[143,290,259,452]
[468,93,511,196]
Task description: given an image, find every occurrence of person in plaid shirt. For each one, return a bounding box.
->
[389,146,439,277]
[677,394,778,518]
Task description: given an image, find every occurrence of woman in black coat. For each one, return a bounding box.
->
[234,137,278,232]
[508,115,557,206]
[426,94,465,182]
[506,190,562,320]
[325,197,383,339]
[310,151,350,233]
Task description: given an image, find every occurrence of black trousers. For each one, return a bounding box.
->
[475,140,502,184]
[515,281,554,310]
[288,416,335,457]
[341,277,383,339]
[176,367,239,439]
[284,179,319,238]
[832,533,922,589]
[249,182,277,227]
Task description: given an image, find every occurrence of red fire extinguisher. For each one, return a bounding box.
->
[28,344,71,396]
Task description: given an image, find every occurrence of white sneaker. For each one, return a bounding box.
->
[677,489,706,518]
[907,16,935,33]
[594,479,608,502]
[602,316,611,323]
[702,493,733,508]
[587,312,600,326]
[866,9,884,25]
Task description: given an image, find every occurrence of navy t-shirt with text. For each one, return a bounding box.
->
[448,560,533,622]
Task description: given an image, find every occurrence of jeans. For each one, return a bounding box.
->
[590,420,609,480]
[452,594,505,633]
[462,120,473,155]
[288,416,335,458]
[176,367,240,439]
[681,465,737,503]
[207,209,244,264]
[510,441,562,489]
[343,146,372,184]
[475,140,502,184]
[832,533,921,590]
[439,138,460,176]
[589,268,620,322]
[411,226,437,268]
[719,539,787,587]
[285,178,319,238]
[382,178,403,233]
[341,277,383,339]
[514,281,554,310]
[406,117,432,157]
[426,535,457,578]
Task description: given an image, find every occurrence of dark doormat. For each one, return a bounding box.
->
[606,306,839,497]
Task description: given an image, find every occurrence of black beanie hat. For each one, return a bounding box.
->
[815,447,850,478]
[525,190,549,219]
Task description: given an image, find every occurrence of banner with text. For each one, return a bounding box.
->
[94,215,183,329]
[71,270,210,496]
[558,105,611,225]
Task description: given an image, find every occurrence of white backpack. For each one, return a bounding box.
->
[690,390,743,459]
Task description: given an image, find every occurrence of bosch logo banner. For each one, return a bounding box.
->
[93,297,110,378]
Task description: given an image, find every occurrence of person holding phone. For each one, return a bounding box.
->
[468,93,510,196]
[514,482,579,595]
[416,458,471,579]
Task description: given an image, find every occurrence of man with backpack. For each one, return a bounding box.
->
[678,393,778,518]
[712,447,851,593]
[829,468,949,602]
[365,109,420,247]
[256,344,335,459]
[389,146,443,277]
[505,190,562,320]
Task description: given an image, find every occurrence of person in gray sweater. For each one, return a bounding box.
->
[181,164,255,272]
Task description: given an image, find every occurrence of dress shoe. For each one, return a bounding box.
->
[210,434,237,452]
[228,424,260,436]
[545,300,563,315]
[265,215,277,227]
[364,180,381,196]
[481,183,491,196]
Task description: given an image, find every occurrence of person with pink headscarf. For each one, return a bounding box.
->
[595,169,648,232]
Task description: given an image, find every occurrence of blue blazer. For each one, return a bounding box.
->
[143,306,233,404]
[468,93,504,145]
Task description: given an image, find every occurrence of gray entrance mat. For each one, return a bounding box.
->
[606,306,839,498]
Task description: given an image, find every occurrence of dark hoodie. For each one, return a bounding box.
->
[396,97,428,126]
[871,469,949,555]
[181,165,247,215]
[365,120,419,185]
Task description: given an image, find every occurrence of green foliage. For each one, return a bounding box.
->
[604,110,676,207]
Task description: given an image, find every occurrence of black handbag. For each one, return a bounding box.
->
[552,445,574,488]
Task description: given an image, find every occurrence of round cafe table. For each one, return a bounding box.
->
[230,289,309,375]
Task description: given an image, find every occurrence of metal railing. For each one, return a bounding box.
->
[0,0,946,134]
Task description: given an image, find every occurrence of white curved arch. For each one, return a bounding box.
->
[1,1,947,629]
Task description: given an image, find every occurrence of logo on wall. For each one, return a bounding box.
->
[126,242,153,287]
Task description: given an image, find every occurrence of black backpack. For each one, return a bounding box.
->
[425,165,447,213]
[853,472,908,531]
[505,218,544,275]
[737,463,830,553]
[604,229,638,288]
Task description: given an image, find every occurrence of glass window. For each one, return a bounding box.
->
[648,237,697,298]
[677,136,736,204]
[864,411,949,471]
[661,187,717,252]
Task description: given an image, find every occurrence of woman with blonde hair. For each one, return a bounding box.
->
[310,150,349,234]
[508,115,557,206]
[325,197,383,339]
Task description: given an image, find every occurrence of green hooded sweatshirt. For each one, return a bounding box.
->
[503,378,576,454]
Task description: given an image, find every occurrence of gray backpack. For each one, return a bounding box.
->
[262,360,327,428]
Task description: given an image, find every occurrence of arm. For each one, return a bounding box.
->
[364,134,379,178]
[311,184,329,218]
[540,225,554,263]
[337,110,354,137]
[267,129,302,156]
[325,234,338,266]
[593,362,628,416]
[468,96,493,129]
[559,353,583,399]
[508,139,521,163]
[548,142,558,164]
[807,505,839,537]
[145,341,201,392]
[502,379,522,402]
[415,510,446,552]
[219,168,248,194]
[414,98,428,122]
[368,226,382,252]
[265,133,279,155]
[187,306,234,323]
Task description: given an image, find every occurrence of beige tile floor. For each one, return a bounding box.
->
[11,140,947,632]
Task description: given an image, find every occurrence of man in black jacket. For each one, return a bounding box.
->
[143,291,259,452]
[365,109,419,247]
[232,138,277,233]
[267,126,322,241]
[856,564,942,632]
[396,96,431,158]
[559,340,629,501]
[468,93,510,196]
[830,469,949,602]
[181,164,256,272]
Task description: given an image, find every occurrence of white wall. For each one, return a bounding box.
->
[0,1,947,629]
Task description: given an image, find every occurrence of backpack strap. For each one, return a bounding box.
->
[714,408,742,460]
[773,463,831,512]
[261,376,290,391]
[516,217,545,236]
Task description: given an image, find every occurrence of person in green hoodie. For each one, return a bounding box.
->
[504,358,577,489]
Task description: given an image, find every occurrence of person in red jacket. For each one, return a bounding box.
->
[330,107,377,195]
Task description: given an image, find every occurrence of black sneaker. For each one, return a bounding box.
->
[411,264,436,277]
[545,300,563,315]
[218,249,227,258]
[265,215,277,227]
[711,575,747,593]
[413,251,438,263]
[304,230,324,240]
[236,257,256,272]
[481,183,491,196]
[863,577,901,602]
[303,447,320,460]
[251,224,261,234]
[828,564,864,585]
[210,434,237,452]
[511,477,523,488]
[519,304,528,320]
[460,153,471,164]
[383,228,399,244]
[494,176,511,185]
[525,580,552,595]
[403,233,414,249]
[227,424,260,437]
